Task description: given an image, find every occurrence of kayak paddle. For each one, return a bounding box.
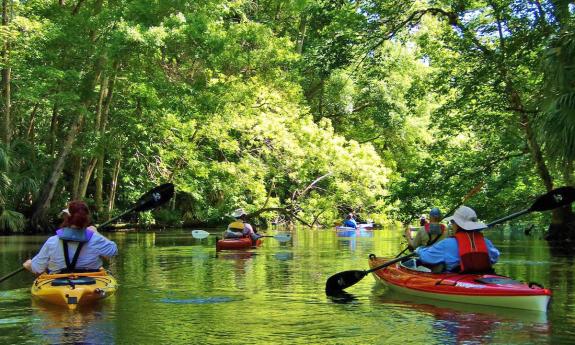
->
[0,183,175,285]
[325,186,575,295]
[191,229,292,243]
[98,183,175,230]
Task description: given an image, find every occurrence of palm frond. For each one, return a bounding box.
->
[0,209,26,233]
[543,92,575,161]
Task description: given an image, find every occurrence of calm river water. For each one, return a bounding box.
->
[1,226,574,344]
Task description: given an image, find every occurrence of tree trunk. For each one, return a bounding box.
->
[507,83,574,241]
[78,157,97,199]
[95,71,116,213]
[71,155,81,199]
[563,160,574,186]
[107,158,121,217]
[95,157,104,211]
[28,115,84,232]
[296,13,307,54]
[26,103,39,141]
[1,0,11,146]
[49,103,59,155]
[513,95,554,191]
[72,0,85,15]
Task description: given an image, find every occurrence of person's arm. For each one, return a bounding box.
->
[485,238,500,264]
[92,234,118,258]
[23,259,33,272]
[27,239,53,274]
[404,224,415,249]
[412,229,427,248]
[243,223,254,236]
[87,225,99,234]
[415,240,449,265]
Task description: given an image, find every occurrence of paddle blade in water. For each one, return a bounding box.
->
[529,186,575,212]
[325,270,367,295]
[134,183,175,212]
[192,230,210,239]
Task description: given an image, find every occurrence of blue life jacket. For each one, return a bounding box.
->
[56,228,95,273]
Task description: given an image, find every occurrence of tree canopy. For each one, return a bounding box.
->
[0,0,573,238]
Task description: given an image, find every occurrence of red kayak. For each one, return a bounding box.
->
[216,237,262,251]
[368,254,551,312]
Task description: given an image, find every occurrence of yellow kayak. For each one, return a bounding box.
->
[31,269,118,310]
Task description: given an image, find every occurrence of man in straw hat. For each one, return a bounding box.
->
[414,206,500,273]
[404,207,448,251]
[224,208,261,242]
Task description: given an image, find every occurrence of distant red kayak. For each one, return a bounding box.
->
[216,237,262,251]
[368,255,551,312]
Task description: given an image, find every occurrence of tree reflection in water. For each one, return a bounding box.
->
[370,287,549,344]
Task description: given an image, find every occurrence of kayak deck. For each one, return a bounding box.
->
[368,255,551,312]
[31,269,117,310]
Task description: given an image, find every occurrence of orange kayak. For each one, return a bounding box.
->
[369,255,551,312]
[216,237,262,251]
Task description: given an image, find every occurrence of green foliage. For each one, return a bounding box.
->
[0,210,25,233]
[1,0,573,233]
[541,31,575,164]
[153,208,183,227]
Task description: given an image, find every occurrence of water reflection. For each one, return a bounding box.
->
[1,227,574,344]
[273,252,293,261]
[159,296,238,304]
[31,302,116,345]
[337,229,375,251]
[326,291,359,304]
[371,287,550,344]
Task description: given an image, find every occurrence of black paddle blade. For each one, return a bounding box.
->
[134,183,175,212]
[325,270,368,295]
[529,186,575,212]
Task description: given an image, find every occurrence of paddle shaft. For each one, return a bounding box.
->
[485,209,529,227]
[0,268,25,284]
[192,230,290,242]
[98,205,138,230]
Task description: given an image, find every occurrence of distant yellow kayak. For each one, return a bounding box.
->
[31,269,117,310]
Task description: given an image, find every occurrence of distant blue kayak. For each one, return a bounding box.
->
[335,223,374,231]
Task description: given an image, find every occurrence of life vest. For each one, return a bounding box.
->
[228,221,245,233]
[454,231,492,273]
[424,223,446,245]
[56,228,95,273]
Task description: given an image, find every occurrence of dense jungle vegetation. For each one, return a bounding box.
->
[0,0,574,241]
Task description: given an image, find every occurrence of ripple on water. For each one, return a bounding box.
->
[0,288,30,302]
[0,317,27,325]
[158,296,239,304]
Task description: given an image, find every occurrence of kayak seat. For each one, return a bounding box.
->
[51,277,97,286]
[474,277,521,285]
[400,259,432,273]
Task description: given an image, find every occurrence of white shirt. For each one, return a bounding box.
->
[31,233,118,274]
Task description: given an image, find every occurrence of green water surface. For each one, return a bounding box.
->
[1,227,574,344]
